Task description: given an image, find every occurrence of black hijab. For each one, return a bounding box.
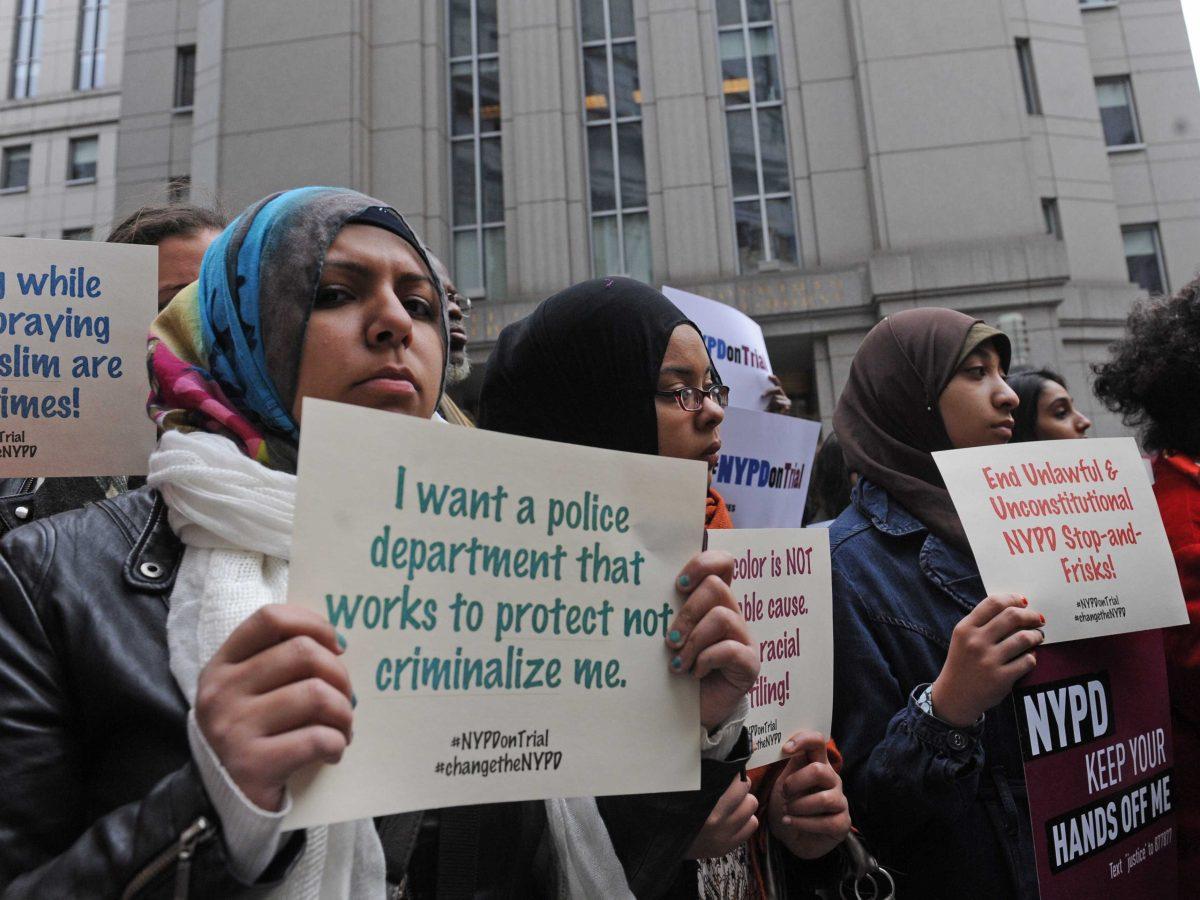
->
[834,308,1011,554]
[477,278,712,454]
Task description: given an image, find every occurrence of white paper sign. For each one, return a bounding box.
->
[706,528,833,768]
[662,285,773,411]
[933,437,1188,643]
[0,237,157,476]
[712,407,821,529]
[285,399,707,827]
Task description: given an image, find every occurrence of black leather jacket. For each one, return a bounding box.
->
[0,487,745,898]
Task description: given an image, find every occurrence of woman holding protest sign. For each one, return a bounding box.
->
[1006,368,1092,443]
[829,308,1045,898]
[0,189,754,898]
[478,277,852,899]
[1093,278,1200,892]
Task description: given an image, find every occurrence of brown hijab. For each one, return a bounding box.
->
[833,308,1010,553]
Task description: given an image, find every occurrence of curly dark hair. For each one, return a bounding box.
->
[1092,277,1200,455]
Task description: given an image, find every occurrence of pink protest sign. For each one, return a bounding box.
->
[1016,631,1178,898]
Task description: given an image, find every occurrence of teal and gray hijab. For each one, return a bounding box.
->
[148,186,448,472]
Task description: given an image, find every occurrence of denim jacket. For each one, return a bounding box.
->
[830,479,1036,899]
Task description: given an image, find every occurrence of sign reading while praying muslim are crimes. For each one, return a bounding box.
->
[662,285,774,411]
[284,399,707,827]
[0,237,157,476]
[706,528,832,768]
[932,437,1187,643]
[1017,631,1177,898]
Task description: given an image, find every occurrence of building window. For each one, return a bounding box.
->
[174,45,195,109]
[716,0,798,272]
[67,136,98,182]
[1096,76,1142,148]
[580,0,650,283]
[168,175,190,202]
[1122,224,1166,295]
[449,0,505,298]
[1016,39,1041,116]
[1,145,31,191]
[10,0,43,99]
[75,0,109,91]
[1041,198,1061,239]
[62,227,93,240]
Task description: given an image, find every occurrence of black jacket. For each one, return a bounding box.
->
[0,487,745,898]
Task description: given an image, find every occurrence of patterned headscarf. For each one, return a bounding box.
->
[147,186,448,472]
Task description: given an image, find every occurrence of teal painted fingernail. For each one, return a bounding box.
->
[671,655,683,670]
[678,574,690,588]
[351,692,358,708]
[336,632,347,650]
[669,629,681,644]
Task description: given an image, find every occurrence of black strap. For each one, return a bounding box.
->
[436,806,482,899]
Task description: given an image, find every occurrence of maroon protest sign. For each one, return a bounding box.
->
[1016,631,1178,897]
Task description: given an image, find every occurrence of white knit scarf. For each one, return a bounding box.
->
[149,429,384,899]
[149,429,633,898]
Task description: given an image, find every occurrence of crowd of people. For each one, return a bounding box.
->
[0,185,1195,899]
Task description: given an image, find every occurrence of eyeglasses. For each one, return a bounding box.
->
[447,291,472,318]
[654,384,730,411]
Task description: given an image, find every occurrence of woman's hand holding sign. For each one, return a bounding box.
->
[768,732,851,859]
[196,605,356,811]
[932,593,1045,728]
[666,550,760,732]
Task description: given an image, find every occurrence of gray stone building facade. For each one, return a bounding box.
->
[7,0,1198,433]
[0,0,127,241]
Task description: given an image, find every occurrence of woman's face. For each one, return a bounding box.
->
[292,224,444,422]
[937,341,1019,449]
[655,325,724,483]
[1036,380,1092,440]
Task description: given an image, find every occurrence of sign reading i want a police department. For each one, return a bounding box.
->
[0,237,157,476]
[284,399,707,827]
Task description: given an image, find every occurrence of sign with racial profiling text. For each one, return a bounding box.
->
[933,438,1187,643]
[706,528,832,768]
[284,399,707,827]
[711,407,820,528]
[1016,632,1177,898]
[0,237,157,476]
[662,285,774,411]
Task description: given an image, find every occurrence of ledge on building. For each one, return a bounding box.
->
[65,177,96,187]
[0,185,28,195]
[1080,1,1119,10]
[1106,143,1146,155]
[171,105,194,116]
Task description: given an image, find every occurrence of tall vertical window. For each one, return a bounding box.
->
[67,135,98,182]
[449,0,504,298]
[11,0,43,99]
[580,0,650,283]
[1016,39,1041,115]
[716,0,797,271]
[1041,198,1061,239]
[1096,77,1142,148]
[1,145,31,191]
[76,0,109,91]
[174,45,196,109]
[1122,224,1166,295]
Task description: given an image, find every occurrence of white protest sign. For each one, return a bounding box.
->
[0,237,156,476]
[934,437,1187,643]
[712,406,821,528]
[662,285,773,411]
[706,528,832,768]
[285,399,707,827]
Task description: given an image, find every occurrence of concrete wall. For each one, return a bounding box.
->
[0,0,127,237]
